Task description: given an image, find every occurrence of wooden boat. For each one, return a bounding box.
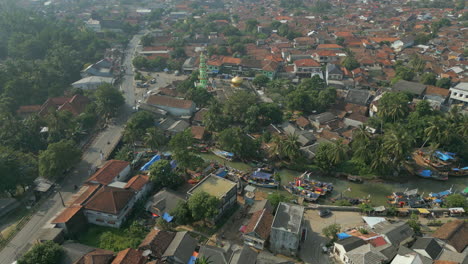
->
[242,169,279,188]
[284,184,320,202]
[448,167,468,177]
[416,169,448,181]
[211,149,234,161]
[347,175,363,183]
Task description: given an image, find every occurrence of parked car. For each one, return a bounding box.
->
[318,209,332,218]
[150,78,156,84]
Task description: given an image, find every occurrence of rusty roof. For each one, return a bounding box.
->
[138,229,176,258]
[86,160,130,185]
[146,95,194,109]
[125,175,149,191]
[191,126,205,140]
[244,209,274,240]
[294,58,321,67]
[51,205,83,224]
[432,220,468,253]
[84,186,134,215]
[111,248,145,264]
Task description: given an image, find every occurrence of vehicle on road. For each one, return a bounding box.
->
[150,78,156,84]
[318,209,332,218]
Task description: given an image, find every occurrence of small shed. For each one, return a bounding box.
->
[36,228,65,244]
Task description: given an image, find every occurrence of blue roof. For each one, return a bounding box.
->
[337,232,352,240]
[140,155,161,171]
[163,212,173,223]
[215,168,228,177]
[251,170,272,180]
[419,170,432,177]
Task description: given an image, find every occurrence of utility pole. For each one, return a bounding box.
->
[57,190,65,207]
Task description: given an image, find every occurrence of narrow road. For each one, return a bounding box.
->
[0,32,142,264]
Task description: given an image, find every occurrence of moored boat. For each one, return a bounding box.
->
[416,169,449,181]
[242,169,279,188]
[448,167,468,177]
[211,149,234,161]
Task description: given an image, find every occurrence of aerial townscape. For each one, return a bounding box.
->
[0,0,467,263]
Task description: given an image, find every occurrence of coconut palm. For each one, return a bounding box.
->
[457,115,468,138]
[383,127,414,166]
[280,133,301,161]
[329,139,349,165]
[144,127,166,151]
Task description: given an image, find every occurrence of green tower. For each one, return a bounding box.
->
[197,52,208,89]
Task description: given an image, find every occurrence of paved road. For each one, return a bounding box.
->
[0,33,142,264]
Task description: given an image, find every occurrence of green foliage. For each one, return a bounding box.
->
[144,127,167,151]
[358,203,373,214]
[395,65,415,81]
[170,130,204,170]
[287,85,336,114]
[149,159,183,189]
[245,19,259,33]
[188,191,220,222]
[196,256,213,264]
[280,0,304,9]
[267,193,291,210]
[377,92,410,122]
[436,77,451,89]
[407,214,421,233]
[322,224,341,241]
[231,43,246,55]
[94,83,125,118]
[342,56,360,71]
[315,140,349,173]
[140,34,153,46]
[171,201,193,225]
[0,146,37,196]
[336,37,345,46]
[94,222,147,252]
[39,140,81,180]
[124,111,155,145]
[253,74,270,87]
[270,134,301,161]
[186,87,213,107]
[420,72,436,85]
[18,241,63,264]
[217,127,259,159]
[203,100,229,132]
[335,200,352,206]
[444,194,467,209]
[224,91,257,123]
[114,144,134,162]
[312,1,332,13]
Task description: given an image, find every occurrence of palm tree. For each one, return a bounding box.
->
[280,133,301,161]
[422,118,442,148]
[383,128,414,167]
[269,134,282,159]
[329,139,349,166]
[144,127,166,151]
[457,115,468,138]
[195,256,212,264]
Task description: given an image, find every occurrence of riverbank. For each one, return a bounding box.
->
[199,153,467,206]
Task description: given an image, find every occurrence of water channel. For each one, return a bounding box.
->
[199,153,467,206]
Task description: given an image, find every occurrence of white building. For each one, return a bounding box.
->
[449,82,468,106]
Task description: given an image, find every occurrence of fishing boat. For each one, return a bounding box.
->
[284,184,321,202]
[347,175,363,183]
[416,169,449,181]
[242,169,279,188]
[448,167,468,177]
[211,149,234,161]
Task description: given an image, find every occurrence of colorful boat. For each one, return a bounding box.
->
[212,149,234,161]
[448,167,468,177]
[284,184,321,202]
[416,169,449,181]
[242,169,279,188]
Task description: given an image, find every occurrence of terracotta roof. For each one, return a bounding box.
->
[16,105,41,114]
[125,175,150,191]
[294,58,321,67]
[313,50,337,57]
[111,248,145,264]
[368,236,388,247]
[296,116,310,128]
[84,186,134,215]
[138,229,176,258]
[426,85,450,97]
[39,97,70,116]
[51,205,83,224]
[193,108,208,122]
[335,31,354,37]
[58,94,90,116]
[317,44,343,49]
[146,95,194,109]
[244,209,274,240]
[86,160,130,185]
[222,56,241,65]
[262,60,279,72]
[74,248,115,264]
[191,126,205,140]
[70,184,102,206]
[432,220,468,253]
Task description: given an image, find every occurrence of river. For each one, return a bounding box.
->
[199,153,467,206]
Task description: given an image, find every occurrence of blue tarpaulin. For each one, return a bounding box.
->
[188,256,197,264]
[337,232,352,240]
[170,160,177,169]
[213,150,234,157]
[462,167,468,170]
[434,199,442,203]
[438,190,451,196]
[251,170,272,180]
[140,155,161,171]
[163,212,173,223]
[435,151,455,161]
[215,168,228,177]
[419,170,432,177]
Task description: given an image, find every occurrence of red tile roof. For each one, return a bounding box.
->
[138,229,176,258]
[51,205,83,224]
[146,95,194,109]
[125,175,150,191]
[86,160,130,185]
[70,184,102,206]
[244,209,274,240]
[75,248,115,264]
[296,116,310,128]
[368,236,387,247]
[294,58,321,67]
[193,108,208,122]
[317,44,343,50]
[84,186,134,215]
[191,126,205,140]
[426,85,450,97]
[111,248,145,264]
[16,105,41,114]
[58,94,90,116]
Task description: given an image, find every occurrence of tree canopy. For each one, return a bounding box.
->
[38,140,81,180]
[94,83,125,119]
[187,191,220,223]
[149,160,182,189]
[18,241,63,264]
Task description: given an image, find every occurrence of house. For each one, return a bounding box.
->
[373,221,414,247]
[333,236,367,263]
[346,244,388,264]
[145,95,196,117]
[317,44,343,50]
[296,116,311,129]
[81,59,113,78]
[161,231,198,264]
[293,58,322,77]
[391,251,427,264]
[60,242,114,264]
[138,228,176,259]
[198,245,230,264]
[392,37,414,52]
[449,82,468,107]
[192,108,208,125]
[269,202,304,257]
[85,19,101,32]
[191,126,206,140]
[83,186,136,228]
[71,76,114,90]
[86,160,131,186]
[37,95,90,117]
[432,220,468,253]
[282,123,316,146]
[187,175,237,221]
[229,245,258,264]
[392,80,427,98]
[312,50,339,63]
[436,249,468,264]
[345,89,372,106]
[411,237,443,260]
[145,188,186,217]
[243,208,274,250]
[112,248,145,264]
[293,37,315,49]
[326,64,344,82]
[124,175,151,201]
[309,112,337,129]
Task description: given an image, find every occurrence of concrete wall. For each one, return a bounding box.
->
[116,165,131,182]
[270,228,300,256]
